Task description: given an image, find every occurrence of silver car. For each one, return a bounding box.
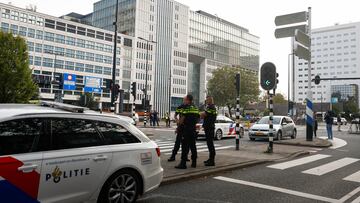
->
[249,116,297,141]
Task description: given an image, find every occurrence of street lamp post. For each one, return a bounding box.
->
[138,37,156,127]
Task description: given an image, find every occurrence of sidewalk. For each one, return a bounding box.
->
[161,143,311,185]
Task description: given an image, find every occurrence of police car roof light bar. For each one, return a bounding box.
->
[40,101,87,113]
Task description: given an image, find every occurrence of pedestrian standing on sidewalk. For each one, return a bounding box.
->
[153,110,159,127]
[337,114,342,132]
[313,112,318,138]
[325,111,333,140]
[165,112,170,127]
[175,94,200,169]
[201,96,217,166]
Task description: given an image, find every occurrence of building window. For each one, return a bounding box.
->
[27,28,35,38]
[44,32,55,42]
[95,66,103,74]
[65,61,75,70]
[66,36,76,46]
[55,34,65,44]
[85,64,94,73]
[75,63,85,72]
[0,22,9,32]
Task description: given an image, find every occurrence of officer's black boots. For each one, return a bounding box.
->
[204,159,215,166]
[191,160,196,168]
[175,161,187,169]
[168,155,176,162]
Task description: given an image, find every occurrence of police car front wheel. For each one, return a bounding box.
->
[98,169,141,203]
[215,129,223,140]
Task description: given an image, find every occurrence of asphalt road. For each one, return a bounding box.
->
[138,126,360,203]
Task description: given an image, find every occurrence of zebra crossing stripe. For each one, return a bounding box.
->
[163,146,233,155]
[160,145,210,153]
[343,170,360,183]
[267,154,331,170]
[302,158,359,176]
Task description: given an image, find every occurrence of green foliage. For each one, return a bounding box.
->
[0,31,38,103]
[78,93,97,110]
[207,66,260,116]
[273,93,287,104]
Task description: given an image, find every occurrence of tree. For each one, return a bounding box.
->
[273,93,287,104]
[78,93,97,110]
[0,31,38,103]
[207,66,260,117]
[344,96,359,115]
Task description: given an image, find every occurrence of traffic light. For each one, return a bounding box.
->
[235,73,241,93]
[260,62,277,91]
[314,75,321,85]
[106,80,113,89]
[131,82,137,98]
[113,84,120,98]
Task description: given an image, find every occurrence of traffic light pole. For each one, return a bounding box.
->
[306,7,313,142]
[235,73,241,151]
[111,0,119,110]
[266,90,274,153]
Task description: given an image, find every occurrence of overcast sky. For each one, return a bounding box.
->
[3,0,360,96]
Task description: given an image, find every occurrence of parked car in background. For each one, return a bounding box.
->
[249,116,297,141]
[196,115,245,140]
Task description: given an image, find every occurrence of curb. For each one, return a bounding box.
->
[160,150,310,185]
[274,141,332,148]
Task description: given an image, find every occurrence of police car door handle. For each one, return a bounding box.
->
[93,155,108,162]
[18,164,38,172]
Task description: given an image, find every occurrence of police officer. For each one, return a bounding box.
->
[175,94,200,169]
[167,104,185,162]
[201,96,217,166]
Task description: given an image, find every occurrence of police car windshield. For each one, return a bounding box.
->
[257,117,281,125]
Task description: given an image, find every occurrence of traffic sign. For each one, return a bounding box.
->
[63,73,76,91]
[275,11,308,26]
[295,29,310,48]
[260,62,277,91]
[294,43,310,61]
[275,24,307,39]
[84,76,102,93]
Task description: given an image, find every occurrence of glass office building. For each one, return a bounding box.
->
[188,10,260,105]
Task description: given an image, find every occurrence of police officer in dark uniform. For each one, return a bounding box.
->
[201,96,217,166]
[167,104,185,162]
[175,94,200,169]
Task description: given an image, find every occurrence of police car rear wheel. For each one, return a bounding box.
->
[99,169,140,203]
[215,129,223,140]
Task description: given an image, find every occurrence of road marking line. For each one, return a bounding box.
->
[308,150,318,153]
[161,145,210,153]
[158,144,221,149]
[213,176,339,203]
[344,170,360,183]
[267,154,331,170]
[339,186,360,203]
[164,146,233,155]
[302,158,359,176]
[312,148,323,151]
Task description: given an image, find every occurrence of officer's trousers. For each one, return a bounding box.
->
[205,128,216,160]
[171,132,182,157]
[181,131,197,161]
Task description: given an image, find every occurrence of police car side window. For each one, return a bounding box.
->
[51,118,103,150]
[95,121,140,145]
[0,118,44,156]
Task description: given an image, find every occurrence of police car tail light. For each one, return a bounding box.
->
[156,147,161,157]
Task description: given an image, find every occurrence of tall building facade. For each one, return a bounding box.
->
[92,0,189,115]
[188,10,260,105]
[0,2,155,109]
[294,22,360,107]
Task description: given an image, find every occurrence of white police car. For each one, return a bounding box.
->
[196,115,244,140]
[0,101,163,203]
